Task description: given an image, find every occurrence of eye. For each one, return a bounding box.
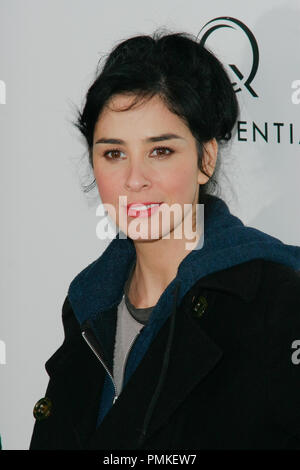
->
[102,146,174,161]
[151,147,174,158]
[103,149,126,160]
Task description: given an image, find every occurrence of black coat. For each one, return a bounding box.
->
[29,258,300,450]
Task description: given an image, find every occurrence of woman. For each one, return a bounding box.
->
[30,30,300,450]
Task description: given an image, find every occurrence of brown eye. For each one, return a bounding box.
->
[103,149,125,160]
[151,147,174,158]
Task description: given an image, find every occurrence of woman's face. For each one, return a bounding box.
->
[92,93,216,243]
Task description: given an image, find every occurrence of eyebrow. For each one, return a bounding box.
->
[94,133,185,145]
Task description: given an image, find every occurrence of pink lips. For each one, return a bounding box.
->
[126,202,162,218]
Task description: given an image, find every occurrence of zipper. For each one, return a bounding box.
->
[81,329,119,405]
[81,294,146,405]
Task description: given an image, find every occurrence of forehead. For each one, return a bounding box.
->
[94,93,191,138]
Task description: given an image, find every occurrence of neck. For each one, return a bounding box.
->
[128,230,201,308]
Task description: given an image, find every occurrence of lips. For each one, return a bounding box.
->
[126,202,163,217]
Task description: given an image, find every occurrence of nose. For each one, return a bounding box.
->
[124,159,152,192]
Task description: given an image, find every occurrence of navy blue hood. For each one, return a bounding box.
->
[68,194,300,326]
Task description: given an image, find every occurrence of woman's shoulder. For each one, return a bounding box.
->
[258,259,300,315]
[260,258,300,286]
[258,260,300,441]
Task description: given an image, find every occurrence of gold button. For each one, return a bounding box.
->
[33,397,52,421]
[192,295,208,318]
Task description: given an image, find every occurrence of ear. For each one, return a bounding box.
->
[197,138,218,184]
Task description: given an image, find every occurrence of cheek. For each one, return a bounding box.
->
[166,166,197,198]
[94,169,120,203]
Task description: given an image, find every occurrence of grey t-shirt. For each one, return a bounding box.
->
[113,261,156,396]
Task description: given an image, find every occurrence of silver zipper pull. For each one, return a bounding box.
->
[113,395,118,405]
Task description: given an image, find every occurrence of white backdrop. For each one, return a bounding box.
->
[0,0,299,449]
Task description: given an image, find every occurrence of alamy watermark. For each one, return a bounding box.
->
[291,80,300,105]
[0,80,6,104]
[291,339,300,365]
[95,197,204,250]
[0,340,6,365]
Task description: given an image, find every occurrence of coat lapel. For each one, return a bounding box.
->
[75,258,263,449]
[85,287,223,449]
